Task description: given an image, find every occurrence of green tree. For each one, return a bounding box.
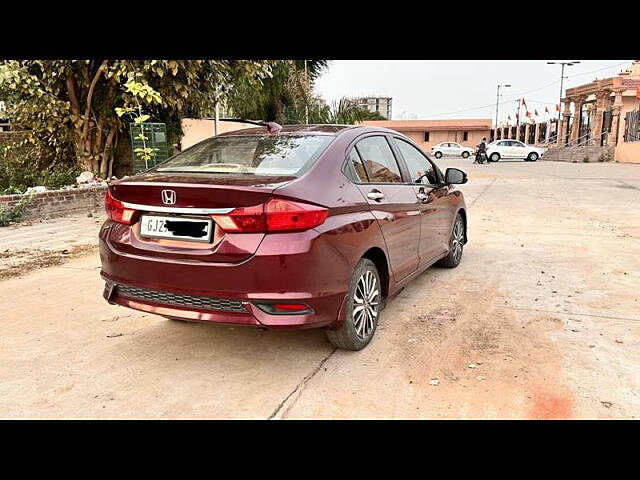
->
[358,109,388,121]
[0,60,274,177]
[308,97,367,125]
[228,60,327,124]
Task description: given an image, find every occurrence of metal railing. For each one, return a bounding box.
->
[545,129,610,153]
[624,109,640,142]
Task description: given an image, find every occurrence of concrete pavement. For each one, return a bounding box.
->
[1,159,639,419]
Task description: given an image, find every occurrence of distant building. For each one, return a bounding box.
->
[360,118,492,150]
[353,96,393,120]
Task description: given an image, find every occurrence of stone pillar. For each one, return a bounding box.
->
[545,120,551,144]
[558,99,571,145]
[591,92,607,146]
[534,122,541,144]
[524,123,531,144]
[609,89,625,147]
[570,97,583,145]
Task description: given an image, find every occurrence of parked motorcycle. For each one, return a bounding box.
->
[474,151,487,164]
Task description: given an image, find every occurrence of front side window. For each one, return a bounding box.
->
[394,138,437,185]
[498,140,509,146]
[355,136,402,183]
[155,135,332,176]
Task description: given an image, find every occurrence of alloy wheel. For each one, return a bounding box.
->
[352,270,380,339]
[451,217,464,263]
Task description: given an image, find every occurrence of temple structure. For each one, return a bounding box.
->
[490,61,640,163]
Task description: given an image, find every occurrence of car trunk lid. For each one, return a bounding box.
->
[106,173,296,263]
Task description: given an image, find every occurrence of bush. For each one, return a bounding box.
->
[0,145,81,195]
[0,194,32,227]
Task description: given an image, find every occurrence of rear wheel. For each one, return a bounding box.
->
[490,152,501,162]
[526,152,539,162]
[461,151,469,158]
[437,213,465,268]
[326,258,381,351]
[434,151,443,159]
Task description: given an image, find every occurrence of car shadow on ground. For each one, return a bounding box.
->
[113,314,333,362]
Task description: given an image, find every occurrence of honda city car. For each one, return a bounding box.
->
[99,123,468,350]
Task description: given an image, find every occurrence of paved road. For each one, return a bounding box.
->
[1,159,639,419]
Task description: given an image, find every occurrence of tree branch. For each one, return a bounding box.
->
[66,75,81,116]
[80,60,108,144]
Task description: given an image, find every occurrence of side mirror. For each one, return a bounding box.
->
[445,167,468,185]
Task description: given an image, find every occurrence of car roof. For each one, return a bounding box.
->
[218,124,359,137]
[217,124,406,138]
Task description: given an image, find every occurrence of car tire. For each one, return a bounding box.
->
[437,213,465,269]
[490,153,501,162]
[526,152,539,162]
[434,151,443,159]
[326,258,382,351]
[461,151,469,158]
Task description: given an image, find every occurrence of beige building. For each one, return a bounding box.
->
[359,119,492,151]
[180,118,257,150]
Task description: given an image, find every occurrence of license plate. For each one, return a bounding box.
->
[139,215,213,243]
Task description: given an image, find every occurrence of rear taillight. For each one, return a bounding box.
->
[212,198,328,233]
[105,190,138,225]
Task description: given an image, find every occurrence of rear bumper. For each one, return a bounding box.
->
[99,224,351,329]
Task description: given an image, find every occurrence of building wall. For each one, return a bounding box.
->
[614,142,640,163]
[393,129,489,152]
[180,119,257,150]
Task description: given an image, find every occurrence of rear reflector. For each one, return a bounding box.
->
[212,198,328,233]
[105,190,138,225]
[254,302,312,315]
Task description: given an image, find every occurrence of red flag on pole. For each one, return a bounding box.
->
[508,115,511,121]
[545,106,549,114]
[556,104,561,112]
[534,109,539,116]
[525,111,531,118]
[522,98,527,108]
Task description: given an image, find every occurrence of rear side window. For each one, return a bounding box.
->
[355,136,402,183]
[347,149,369,182]
[155,135,332,176]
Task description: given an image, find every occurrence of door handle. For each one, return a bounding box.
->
[367,191,385,201]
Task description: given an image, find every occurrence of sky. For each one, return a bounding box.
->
[314,60,634,124]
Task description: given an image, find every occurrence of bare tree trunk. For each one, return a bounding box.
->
[100,127,117,177]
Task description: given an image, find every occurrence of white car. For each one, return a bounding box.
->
[431,142,475,159]
[485,139,543,162]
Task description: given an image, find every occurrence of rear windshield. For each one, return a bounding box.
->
[155,135,333,176]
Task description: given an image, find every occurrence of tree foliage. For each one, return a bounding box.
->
[227,60,327,124]
[0,60,274,176]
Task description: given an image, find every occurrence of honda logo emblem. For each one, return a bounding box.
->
[161,190,176,205]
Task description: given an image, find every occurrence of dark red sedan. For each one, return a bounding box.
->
[99,124,468,350]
